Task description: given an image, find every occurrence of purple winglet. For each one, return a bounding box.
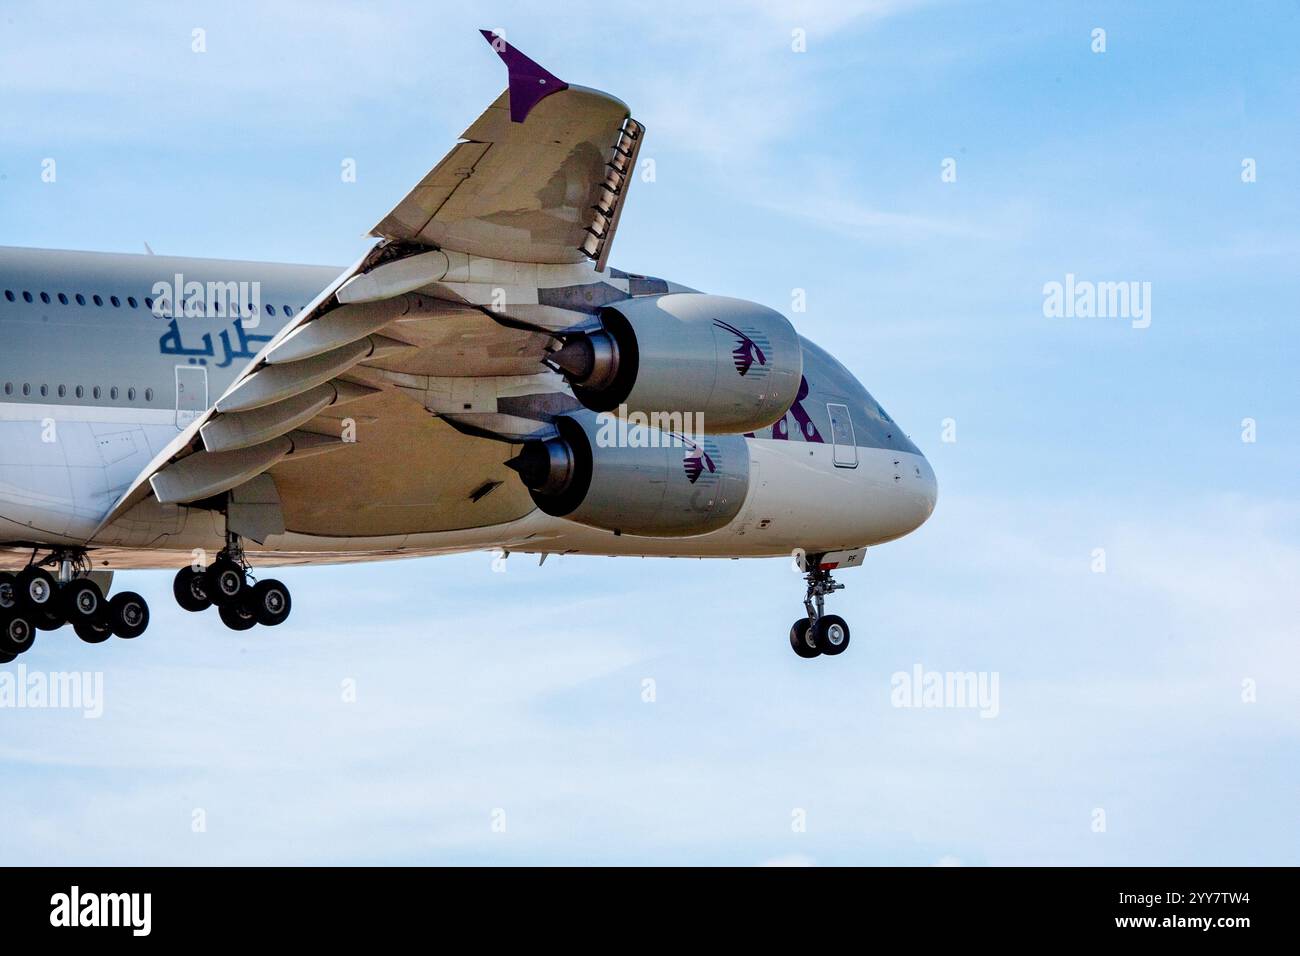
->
[479,30,569,124]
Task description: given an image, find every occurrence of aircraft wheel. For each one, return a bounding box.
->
[206,558,247,607]
[0,571,17,612]
[109,591,150,639]
[1,613,36,655]
[173,566,212,612]
[249,579,291,627]
[218,599,258,632]
[33,606,67,631]
[813,615,850,656]
[74,615,114,644]
[62,578,104,624]
[15,567,57,612]
[790,618,820,658]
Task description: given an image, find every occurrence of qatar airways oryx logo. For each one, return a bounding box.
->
[712,318,771,377]
[590,411,717,484]
[150,272,262,325]
[681,436,719,485]
[50,886,151,936]
[1042,273,1152,329]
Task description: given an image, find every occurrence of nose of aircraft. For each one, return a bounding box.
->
[894,451,938,538]
[916,453,939,523]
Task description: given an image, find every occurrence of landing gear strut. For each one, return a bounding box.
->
[0,550,151,657]
[789,557,851,659]
[173,532,292,631]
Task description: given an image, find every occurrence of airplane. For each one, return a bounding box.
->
[0,31,937,664]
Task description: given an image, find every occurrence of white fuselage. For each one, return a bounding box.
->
[0,247,937,570]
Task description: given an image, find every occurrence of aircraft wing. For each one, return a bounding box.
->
[374,31,643,269]
[92,33,645,546]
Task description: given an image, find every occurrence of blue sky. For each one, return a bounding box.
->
[1,1,1297,865]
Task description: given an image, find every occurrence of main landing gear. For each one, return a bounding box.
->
[172,534,292,631]
[0,551,150,660]
[789,557,851,660]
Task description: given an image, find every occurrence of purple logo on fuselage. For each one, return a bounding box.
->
[771,375,823,443]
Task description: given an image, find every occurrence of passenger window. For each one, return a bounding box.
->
[827,403,858,468]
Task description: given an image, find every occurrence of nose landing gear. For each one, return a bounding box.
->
[172,534,292,632]
[788,556,852,659]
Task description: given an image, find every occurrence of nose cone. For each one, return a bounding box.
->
[892,452,938,540]
[916,454,939,524]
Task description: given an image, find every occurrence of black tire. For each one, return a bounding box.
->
[0,571,17,612]
[790,618,820,658]
[74,616,113,644]
[0,647,15,664]
[249,579,291,627]
[218,599,257,631]
[1,613,36,654]
[108,591,150,639]
[15,567,57,611]
[813,614,851,656]
[33,606,67,631]
[62,578,104,623]
[206,558,246,607]
[173,566,212,612]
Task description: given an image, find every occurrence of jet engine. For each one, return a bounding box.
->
[548,294,802,434]
[505,413,750,537]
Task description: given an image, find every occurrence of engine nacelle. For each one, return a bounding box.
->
[549,293,802,434]
[506,414,750,537]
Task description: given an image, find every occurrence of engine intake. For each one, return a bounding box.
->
[550,293,802,434]
[505,413,750,537]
